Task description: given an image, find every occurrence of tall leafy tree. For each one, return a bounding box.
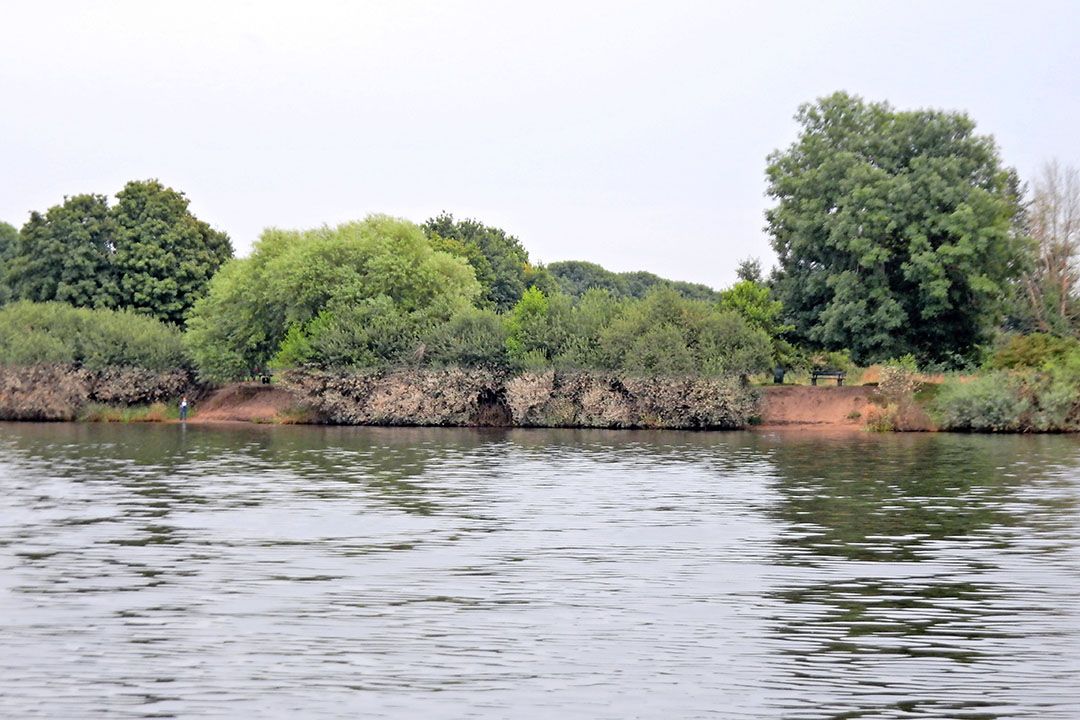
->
[422,212,532,311]
[6,195,117,308]
[111,180,232,325]
[767,92,1025,364]
[0,221,18,304]
[186,215,480,381]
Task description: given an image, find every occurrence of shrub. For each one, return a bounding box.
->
[0,301,186,370]
[186,216,479,381]
[598,287,773,377]
[421,308,510,369]
[934,373,1028,432]
[988,333,1080,370]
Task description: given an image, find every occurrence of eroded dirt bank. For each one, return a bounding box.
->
[1,364,895,430]
[757,385,880,428]
[0,365,193,421]
[279,368,755,429]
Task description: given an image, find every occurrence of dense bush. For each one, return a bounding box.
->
[186,215,480,381]
[0,301,186,370]
[421,308,510,369]
[4,181,231,324]
[933,373,1028,431]
[987,333,1080,370]
[502,285,774,376]
[934,368,1080,432]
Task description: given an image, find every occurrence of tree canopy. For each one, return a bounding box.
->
[422,212,545,311]
[547,260,720,302]
[2,180,231,325]
[0,221,18,304]
[111,180,233,325]
[7,195,116,309]
[185,215,481,381]
[767,91,1025,365]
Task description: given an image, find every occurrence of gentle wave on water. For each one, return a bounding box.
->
[1,423,1079,718]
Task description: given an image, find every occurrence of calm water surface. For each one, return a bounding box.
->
[1,423,1079,718]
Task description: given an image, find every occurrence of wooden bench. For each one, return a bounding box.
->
[810,369,846,386]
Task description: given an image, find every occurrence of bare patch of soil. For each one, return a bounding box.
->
[758,385,879,427]
[189,383,312,423]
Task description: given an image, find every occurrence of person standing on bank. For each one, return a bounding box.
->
[179,396,189,422]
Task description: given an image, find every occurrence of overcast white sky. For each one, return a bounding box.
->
[2,1,1078,288]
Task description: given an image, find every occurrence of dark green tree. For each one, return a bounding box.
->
[422,212,532,311]
[548,260,720,301]
[767,91,1025,365]
[111,180,233,325]
[549,260,628,297]
[0,221,18,304]
[735,257,763,283]
[7,195,117,308]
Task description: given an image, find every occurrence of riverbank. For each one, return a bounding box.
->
[181,381,885,431]
[7,364,1073,432]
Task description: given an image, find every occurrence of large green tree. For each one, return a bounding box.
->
[422,212,537,311]
[111,180,232,325]
[4,180,231,325]
[0,221,18,304]
[185,215,480,381]
[767,92,1025,364]
[6,195,117,309]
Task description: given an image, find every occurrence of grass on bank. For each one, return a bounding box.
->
[79,402,181,423]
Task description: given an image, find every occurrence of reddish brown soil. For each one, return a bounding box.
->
[758,385,879,427]
[189,383,309,423]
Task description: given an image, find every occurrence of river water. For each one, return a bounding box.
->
[1,423,1079,719]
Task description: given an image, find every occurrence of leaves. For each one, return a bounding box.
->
[3,181,232,325]
[767,92,1023,365]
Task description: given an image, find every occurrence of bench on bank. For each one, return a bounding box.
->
[810,368,846,386]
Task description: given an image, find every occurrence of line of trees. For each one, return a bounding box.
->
[182,216,776,382]
[1,91,1077,386]
[0,180,232,325]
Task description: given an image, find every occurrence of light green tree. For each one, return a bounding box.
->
[185,215,480,381]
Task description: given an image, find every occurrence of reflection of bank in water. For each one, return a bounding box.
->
[758,430,1080,716]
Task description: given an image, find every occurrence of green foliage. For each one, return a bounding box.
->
[186,215,480,381]
[767,91,1025,366]
[422,212,532,311]
[809,349,855,373]
[505,286,555,367]
[735,257,763,283]
[422,308,510,369]
[4,181,231,325]
[111,180,233,325]
[934,373,1030,432]
[548,260,721,302]
[718,280,792,337]
[0,301,185,370]
[552,288,627,369]
[987,333,1080,370]
[7,195,117,309]
[0,221,17,304]
[272,298,421,370]
[934,366,1080,432]
[598,287,773,376]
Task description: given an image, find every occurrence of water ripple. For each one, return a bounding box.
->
[1,423,1078,718]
